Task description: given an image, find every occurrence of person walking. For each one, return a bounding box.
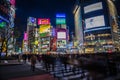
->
[30,55,37,72]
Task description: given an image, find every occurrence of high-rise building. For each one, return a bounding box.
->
[73,0,84,52]
[27,17,37,53]
[0,0,16,55]
[38,18,51,52]
[56,13,68,52]
[74,0,119,53]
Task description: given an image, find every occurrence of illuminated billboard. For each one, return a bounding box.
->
[27,17,36,26]
[0,21,6,28]
[56,13,66,24]
[38,18,50,25]
[24,32,28,41]
[10,0,15,6]
[39,25,51,37]
[56,18,66,24]
[56,13,66,17]
[57,32,66,39]
[39,25,50,33]
[84,2,103,14]
[85,15,105,29]
[57,40,66,48]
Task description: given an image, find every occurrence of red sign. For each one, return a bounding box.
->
[38,18,50,25]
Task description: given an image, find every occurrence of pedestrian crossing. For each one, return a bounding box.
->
[26,60,105,80]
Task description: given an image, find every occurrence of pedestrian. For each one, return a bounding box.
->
[38,54,42,63]
[22,54,27,63]
[30,55,37,72]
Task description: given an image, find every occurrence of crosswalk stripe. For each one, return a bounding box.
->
[26,60,91,80]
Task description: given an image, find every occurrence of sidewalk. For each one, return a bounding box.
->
[0,60,22,66]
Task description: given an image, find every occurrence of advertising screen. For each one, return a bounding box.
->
[39,25,51,37]
[57,32,66,39]
[10,0,15,6]
[57,40,66,48]
[38,18,50,25]
[39,25,50,33]
[27,17,36,26]
[24,32,28,40]
[56,18,66,24]
[0,21,6,28]
[84,2,103,14]
[85,15,105,29]
[56,13,66,17]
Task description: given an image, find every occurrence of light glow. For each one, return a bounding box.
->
[24,32,28,40]
[84,27,111,32]
[38,18,50,25]
[84,2,103,14]
[57,32,66,39]
[39,25,51,33]
[85,15,105,29]
[56,18,66,24]
[56,14,66,17]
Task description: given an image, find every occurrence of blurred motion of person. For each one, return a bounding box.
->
[30,55,37,72]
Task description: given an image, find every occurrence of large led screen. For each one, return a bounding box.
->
[57,40,66,48]
[38,18,50,25]
[39,25,50,33]
[85,15,105,29]
[24,32,28,40]
[56,13,66,17]
[10,0,15,6]
[56,18,66,24]
[57,32,66,39]
[84,2,103,14]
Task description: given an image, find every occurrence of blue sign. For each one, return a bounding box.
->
[56,13,66,18]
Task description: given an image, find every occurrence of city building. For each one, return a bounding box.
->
[38,18,51,53]
[74,0,119,53]
[0,0,16,55]
[73,0,84,53]
[22,31,28,54]
[27,17,37,54]
[56,13,69,52]
[56,28,67,52]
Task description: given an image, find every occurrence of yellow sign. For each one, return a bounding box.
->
[39,25,51,33]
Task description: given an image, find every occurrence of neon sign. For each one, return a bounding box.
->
[56,18,66,24]
[38,18,50,25]
[56,13,66,17]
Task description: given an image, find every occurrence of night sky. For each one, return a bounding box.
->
[15,0,75,37]
[15,0,120,42]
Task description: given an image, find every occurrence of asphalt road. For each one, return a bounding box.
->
[0,64,48,80]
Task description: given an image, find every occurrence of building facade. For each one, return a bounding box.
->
[27,17,37,54]
[74,0,119,53]
[73,0,84,53]
[0,0,15,55]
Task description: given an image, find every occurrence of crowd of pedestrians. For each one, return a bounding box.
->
[7,52,120,76]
